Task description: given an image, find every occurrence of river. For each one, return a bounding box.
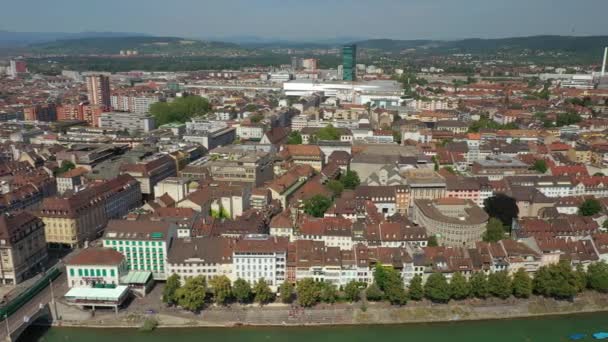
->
[19,312,608,342]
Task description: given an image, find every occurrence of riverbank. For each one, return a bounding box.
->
[47,291,608,329]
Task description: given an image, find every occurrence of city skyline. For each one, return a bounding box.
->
[1,0,608,42]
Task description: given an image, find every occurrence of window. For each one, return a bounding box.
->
[69,269,75,276]
[110,269,115,277]
[102,269,107,277]
[84,269,89,276]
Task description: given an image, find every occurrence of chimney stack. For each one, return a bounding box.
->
[603,47,608,76]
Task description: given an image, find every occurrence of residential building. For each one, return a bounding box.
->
[98,112,156,133]
[120,154,177,200]
[233,235,288,291]
[166,237,234,284]
[86,75,111,109]
[0,212,47,284]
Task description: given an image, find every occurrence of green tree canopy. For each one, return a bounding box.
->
[233,278,252,304]
[512,268,532,298]
[483,218,506,243]
[296,278,321,307]
[55,160,76,176]
[326,180,344,197]
[579,199,602,216]
[344,280,363,302]
[303,195,332,217]
[209,275,232,305]
[286,131,302,145]
[533,262,578,299]
[340,170,360,190]
[408,275,424,301]
[424,273,451,303]
[150,95,211,125]
[365,283,384,301]
[315,125,341,141]
[279,281,294,304]
[253,279,274,305]
[469,272,490,299]
[531,159,548,173]
[175,275,207,312]
[162,274,181,305]
[587,262,608,293]
[427,235,438,247]
[484,194,519,228]
[450,272,471,300]
[318,282,338,304]
[488,271,512,299]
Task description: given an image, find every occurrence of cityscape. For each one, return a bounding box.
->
[1,1,608,341]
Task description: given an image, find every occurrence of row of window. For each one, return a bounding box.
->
[70,268,116,277]
[107,240,163,247]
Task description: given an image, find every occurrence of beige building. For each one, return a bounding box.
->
[38,189,107,248]
[0,212,48,284]
[403,169,446,207]
[412,198,488,248]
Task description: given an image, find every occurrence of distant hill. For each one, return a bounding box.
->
[354,35,608,55]
[0,30,149,47]
[27,36,248,56]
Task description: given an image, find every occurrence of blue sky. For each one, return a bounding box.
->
[2,0,608,41]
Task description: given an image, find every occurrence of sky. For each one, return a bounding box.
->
[2,0,608,41]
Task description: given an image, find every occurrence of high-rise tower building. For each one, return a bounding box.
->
[342,44,357,81]
[86,75,111,109]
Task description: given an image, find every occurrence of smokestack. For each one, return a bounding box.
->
[603,47,608,76]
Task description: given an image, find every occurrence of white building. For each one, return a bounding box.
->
[66,248,128,288]
[233,235,288,291]
[98,112,156,132]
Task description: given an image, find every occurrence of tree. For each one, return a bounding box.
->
[531,159,548,173]
[587,262,608,293]
[575,264,588,293]
[469,272,490,299]
[603,220,608,230]
[450,272,471,300]
[344,280,363,302]
[408,275,424,301]
[253,279,274,305]
[488,271,511,299]
[209,275,232,305]
[385,283,408,305]
[533,262,578,299]
[233,278,252,304]
[286,131,302,145]
[326,180,344,197]
[162,274,181,305]
[392,130,402,144]
[483,218,506,242]
[315,125,341,141]
[484,194,519,228]
[297,278,320,307]
[579,199,602,217]
[365,283,384,301]
[150,95,211,125]
[303,195,332,218]
[318,282,338,304]
[427,235,438,247]
[340,170,360,190]
[279,281,294,304]
[512,268,532,298]
[55,160,76,176]
[424,273,451,303]
[175,276,207,312]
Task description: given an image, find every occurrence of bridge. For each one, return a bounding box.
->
[0,267,68,341]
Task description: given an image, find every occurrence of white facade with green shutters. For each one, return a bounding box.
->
[67,263,127,288]
[102,237,169,280]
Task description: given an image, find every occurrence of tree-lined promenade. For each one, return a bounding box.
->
[160,261,608,312]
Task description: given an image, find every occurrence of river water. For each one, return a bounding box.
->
[20,312,608,342]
